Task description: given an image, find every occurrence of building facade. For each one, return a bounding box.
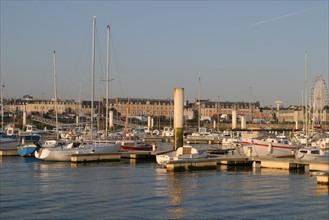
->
[4,96,328,124]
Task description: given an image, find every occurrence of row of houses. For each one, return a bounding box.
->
[3,95,328,123]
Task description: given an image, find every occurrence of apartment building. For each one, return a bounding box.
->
[6,96,317,123]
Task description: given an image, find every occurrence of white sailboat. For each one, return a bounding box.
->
[0,79,19,149]
[156,145,208,166]
[242,136,300,158]
[35,17,119,161]
[295,147,329,162]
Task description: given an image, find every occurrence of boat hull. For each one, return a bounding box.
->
[119,145,152,151]
[295,148,329,162]
[243,140,297,158]
[117,140,153,151]
[0,138,18,150]
[35,143,120,161]
[156,146,208,166]
[17,146,36,157]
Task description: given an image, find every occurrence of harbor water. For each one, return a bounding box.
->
[1,143,328,220]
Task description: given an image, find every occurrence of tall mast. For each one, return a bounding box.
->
[0,68,3,131]
[1,85,3,132]
[91,16,96,141]
[106,25,110,135]
[124,99,130,138]
[198,77,201,133]
[53,51,59,139]
[304,52,308,146]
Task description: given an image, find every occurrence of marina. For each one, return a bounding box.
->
[1,3,328,218]
[1,149,328,220]
[1,143,328,185]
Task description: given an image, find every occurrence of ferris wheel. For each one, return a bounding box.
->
[309,75,329,123]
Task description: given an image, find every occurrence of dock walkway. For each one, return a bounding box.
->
[1,148,328,184]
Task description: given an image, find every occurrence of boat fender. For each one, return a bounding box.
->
[268,142,272,153]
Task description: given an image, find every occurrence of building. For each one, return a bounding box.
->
[5,96,328,125]
[4,98,80,115]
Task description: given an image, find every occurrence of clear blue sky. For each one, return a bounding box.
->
[1,1,328,107]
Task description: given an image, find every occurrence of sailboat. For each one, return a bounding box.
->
[35,17,120,161]
[0,79,19,150]
[17,133,41,156]
[156,145,208,166]
[116,99,153,151]
[295,147,329,161]
[17,51,59,157]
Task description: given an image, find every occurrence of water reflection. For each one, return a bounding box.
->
[316,184,329,194]
[1,153,328,219]
[166,172,187,219]
[155,168,190,218]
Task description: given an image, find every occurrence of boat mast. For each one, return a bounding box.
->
[0,69,3,131]
[53,51,59,139]
[1,84,3,132]
[304,52,308,147]
[124,99,130,138]
[198,77,201,133]
[106,25,110,135]
[91,16,96,141]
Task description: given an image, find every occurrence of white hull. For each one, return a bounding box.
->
[156,151,176,166]
[243,139,298,158]
[35,142,120,161]
[295,148,329,162]
[156,146,208,166]
[0,138,18,149]
[222,137,240,146]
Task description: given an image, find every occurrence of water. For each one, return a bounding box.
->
[1,144,328,220]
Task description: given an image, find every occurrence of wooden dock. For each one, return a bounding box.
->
[163,155,329,173]
[70,151,159,163]
[165,156,251,172]
[120,151,156,159]
[71,153,122,163]
[0,149,18,156]
[142,137,164,143]
[310,171,329,185]
[252,157,329,171]
[185,139,221,144]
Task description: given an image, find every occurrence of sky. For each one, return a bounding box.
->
[1,1,328,107]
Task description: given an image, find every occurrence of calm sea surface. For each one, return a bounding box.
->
[1,143,328,220]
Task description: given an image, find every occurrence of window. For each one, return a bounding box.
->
[311,150,319,154]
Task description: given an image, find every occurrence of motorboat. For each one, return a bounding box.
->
[295,147,329,161]
[242,137,300,158]
[42,139,72,148]
[221,136,240,146]
[0,137,19,150]
[220,130,241,146]
[0,125,20,150]
[17,134,42,156]
[186,129,221,141]
[116,139,153,151]
[156,145,208,166]
[34,141,120,161]
[20,124,54,136]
